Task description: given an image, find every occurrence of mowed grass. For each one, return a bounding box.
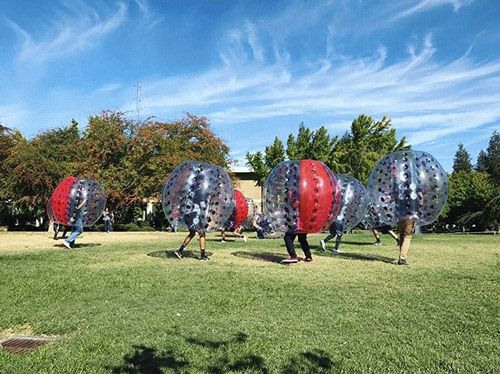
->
[0,231,498,373]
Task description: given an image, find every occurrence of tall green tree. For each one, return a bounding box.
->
[475,150,489,172]
[452,143,473,174]
[444,171,496,231]
[332,115,409,184]
[485,130,500,184]
[2,122,81,222]
[246,125,337,186]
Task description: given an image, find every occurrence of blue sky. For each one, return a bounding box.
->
[1,0,500,171]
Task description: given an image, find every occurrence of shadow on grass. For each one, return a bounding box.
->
[314,250,394,263]
[232,251,288,264]
[54,243,102,249]
[110,345,189,374]
[147,250,213,260]
[111,332,271,374]
[339,240,376,246]
[281,349,340,374]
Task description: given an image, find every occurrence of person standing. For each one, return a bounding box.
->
[103,208,113,233]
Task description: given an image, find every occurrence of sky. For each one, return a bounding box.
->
[1,0,500,172]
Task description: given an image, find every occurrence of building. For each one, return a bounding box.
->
[231,166,262,210]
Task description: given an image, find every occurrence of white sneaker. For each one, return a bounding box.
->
[320,240,326,251]
[333,249,342,253]
[63,240,71,249]
[220,239,226,243]
[242,235,247,243]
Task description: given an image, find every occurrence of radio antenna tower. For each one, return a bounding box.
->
[135,83,142,123]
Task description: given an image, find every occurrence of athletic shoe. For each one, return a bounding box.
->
[280,257,299,264]
[333,249,342,253]
[242,235,247,243]
[301,257,314,263]
[320,240,326,251]
[397,258,407,265]
[174,251,183,259]
[200,255,210,261]
[374,241,382,246]
[220,239,226,243]
[62,240,71,249]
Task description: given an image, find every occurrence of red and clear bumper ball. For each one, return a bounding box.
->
[263,160,341,233]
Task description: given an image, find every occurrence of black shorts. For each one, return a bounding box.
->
[375,225,392,234]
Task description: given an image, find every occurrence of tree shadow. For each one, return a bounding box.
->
[110,345,189,374]
[147,250,212,260]
[232,251,288,264]
[314,250,394,263]
[281,349,340,374]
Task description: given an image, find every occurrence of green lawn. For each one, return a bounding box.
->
[0,231,499,373]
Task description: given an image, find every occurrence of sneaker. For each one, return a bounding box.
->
[280,257,299,264]
[220,239,226,243]
[302,257,314,263]
[62,240,71,249]
[397,258,407,265]
[174,251,183,259]
[200,255,210,261]
[242,235,247,243]
[374,241,382,246]
[333,249,342,253]
[320,240,326,251]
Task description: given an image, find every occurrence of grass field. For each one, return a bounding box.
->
[0,231,498,373]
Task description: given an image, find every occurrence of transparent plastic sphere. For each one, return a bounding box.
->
[334,174,369,232]
[368,150,449,226]
[162,161,234,232]
[224,190,249,230]
[49,177,106,227]
[242,198,257,229]
[263,160,341,233]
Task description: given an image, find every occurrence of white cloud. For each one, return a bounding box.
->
[393,0,473,21]
[7,1,127,65]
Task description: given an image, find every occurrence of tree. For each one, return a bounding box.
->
[332,115,409,184]
[0,125,23,225]
[2,122,81,223]
[485,130,500,184]
[475,150,489,172]
[444,171,496,231]
[452,143,473,174]
[246,125,337,186]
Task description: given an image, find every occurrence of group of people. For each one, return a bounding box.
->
[173,215,417,266]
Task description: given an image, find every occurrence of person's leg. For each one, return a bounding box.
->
[298,234,312,259]
[372,229,381,245]
[220,228,226,242]
[53,223,60,240]
[284,233,297,258]
[64,219,83,248]
[199,231,208,260]
[320,231,336,250]
[333,233,343,252]
[175,230,196,258]
[62,226,69,239]
[388,230,399,245]
[397,221,416,264]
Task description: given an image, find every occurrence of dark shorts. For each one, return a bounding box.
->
[375,225,392,234]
